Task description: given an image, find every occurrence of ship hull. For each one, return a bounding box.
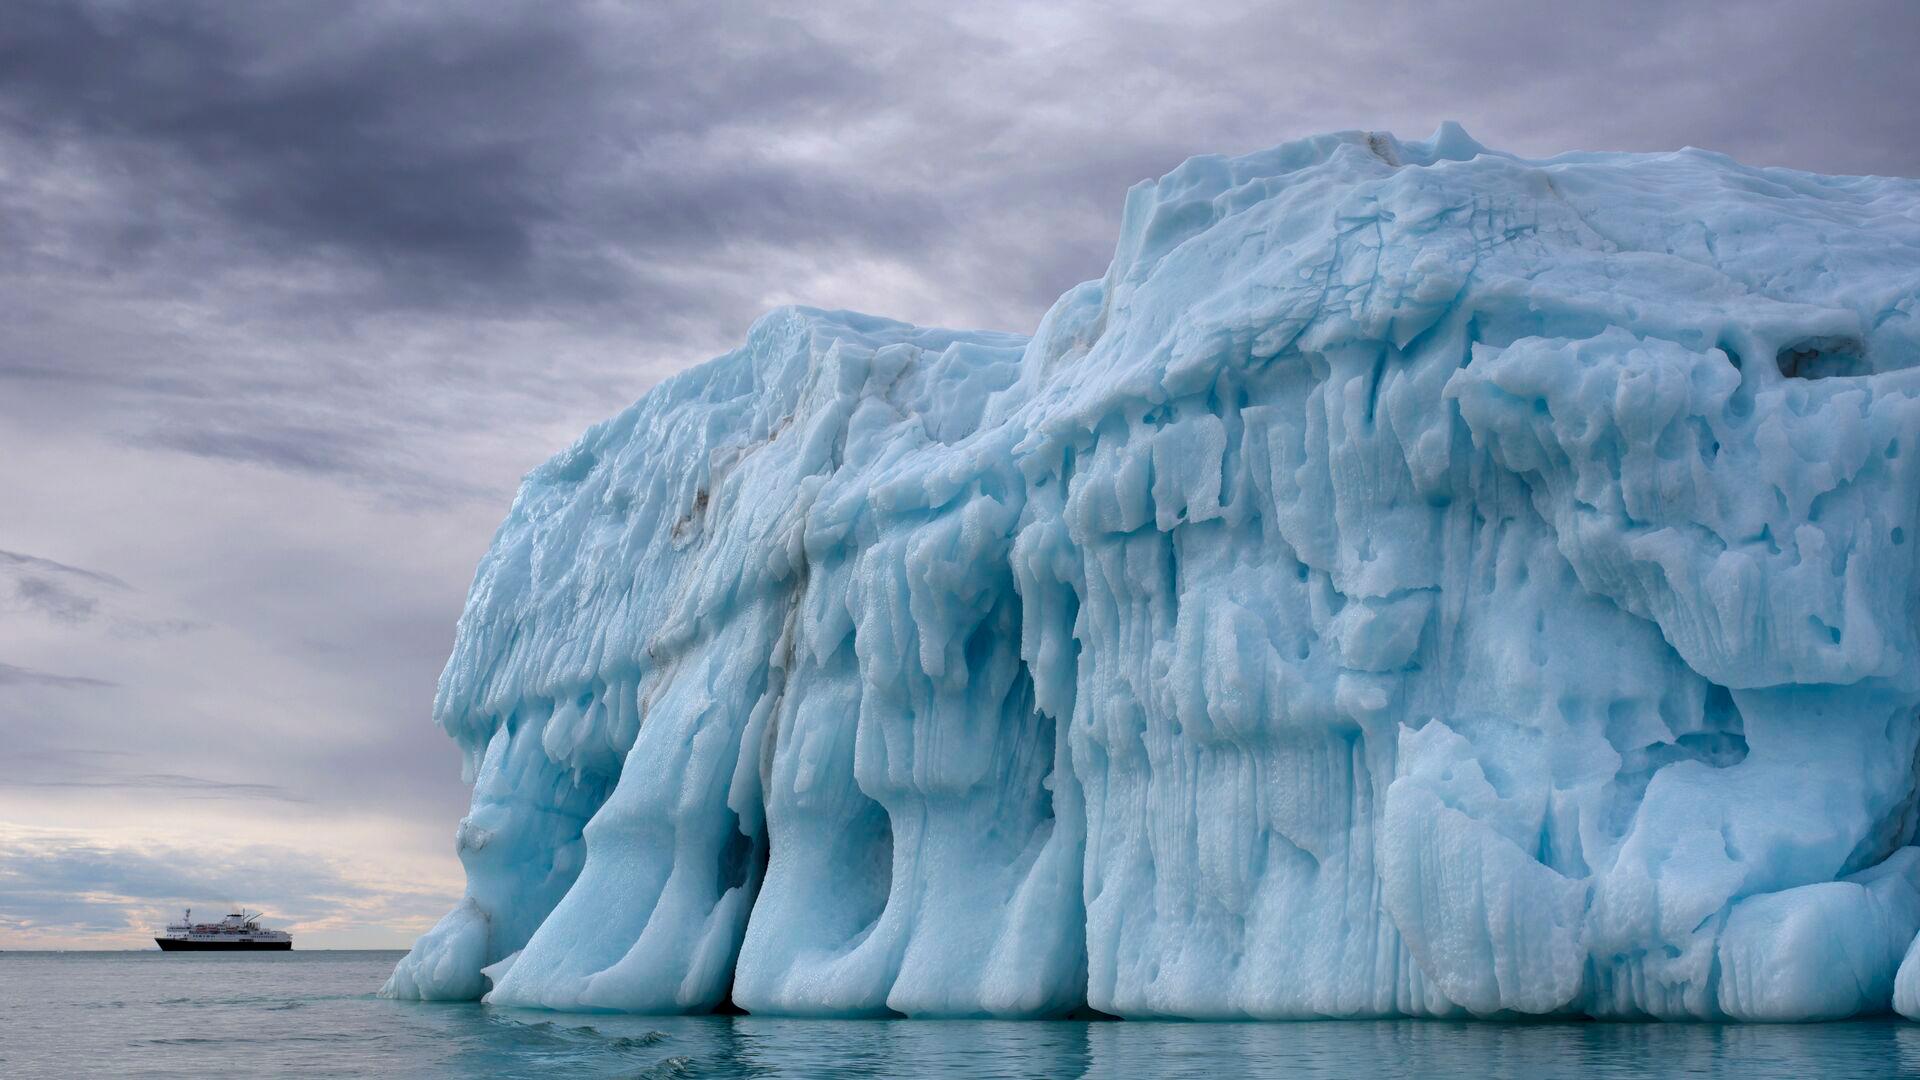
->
[155,938,292,951]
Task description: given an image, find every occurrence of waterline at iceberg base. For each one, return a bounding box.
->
[384,125,1920,1022]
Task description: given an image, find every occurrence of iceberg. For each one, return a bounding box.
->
[385,125,1920,1021]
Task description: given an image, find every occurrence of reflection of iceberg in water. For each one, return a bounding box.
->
[425,1011,1920,1078]
[387,125,1920,1021]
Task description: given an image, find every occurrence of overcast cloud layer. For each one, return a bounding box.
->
[4,0,1918,947]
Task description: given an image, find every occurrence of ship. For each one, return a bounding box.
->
[155,908,293,951]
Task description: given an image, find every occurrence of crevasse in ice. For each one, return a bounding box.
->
[383,125,1920,1021]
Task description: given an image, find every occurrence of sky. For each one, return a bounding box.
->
[3,0,1919,950]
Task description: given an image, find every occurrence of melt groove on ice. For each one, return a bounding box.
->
[385,125,1920,1021]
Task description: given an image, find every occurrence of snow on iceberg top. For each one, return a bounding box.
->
[1008,122,1920,430]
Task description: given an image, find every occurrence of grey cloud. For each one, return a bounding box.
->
[0,829,448,941]
[0,661,116,689]
[0,547,202,636]
[13,576,99,623]
[2,0,571,287]
[1,551,108,625]
[0,0,944,315]
[147,424,380,480]
[0,548,129,590]
[0,772,304,803]
[141,422,505,506]
[107,617,205,641]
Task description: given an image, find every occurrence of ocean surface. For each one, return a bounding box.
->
[4,950,1919,1078]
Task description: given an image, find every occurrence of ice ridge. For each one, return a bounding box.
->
[385,125,1920,1021]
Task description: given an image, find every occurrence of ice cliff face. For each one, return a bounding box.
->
[385,125,1920,1021]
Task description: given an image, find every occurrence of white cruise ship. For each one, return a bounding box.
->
[154,909,293,951]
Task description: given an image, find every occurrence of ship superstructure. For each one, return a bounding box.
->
[155,909,293,951]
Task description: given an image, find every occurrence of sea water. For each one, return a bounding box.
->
[3,951,1919,1078]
